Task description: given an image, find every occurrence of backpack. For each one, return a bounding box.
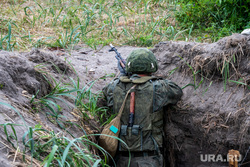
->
[113,76,164,152]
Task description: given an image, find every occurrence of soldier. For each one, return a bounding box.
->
[103,48,183,167]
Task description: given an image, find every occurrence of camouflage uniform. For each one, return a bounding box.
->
[102,49,183,167]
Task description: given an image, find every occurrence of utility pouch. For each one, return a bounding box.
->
[120,125,141,136]
[120,125,127,136]
[119,125,143,151]
[131,125,140,135]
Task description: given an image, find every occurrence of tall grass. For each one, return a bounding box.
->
[179,56,204,90]
[0,118,108,166]
[179,55,249,91]
[220,56,250,91]
[0,22,17,51]
[0,0,191,51]
[0,72,113,166]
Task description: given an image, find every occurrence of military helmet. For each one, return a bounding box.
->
[126,48,158,73]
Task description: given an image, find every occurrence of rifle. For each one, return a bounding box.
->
[109,44,127,75]
[109,44,135,135]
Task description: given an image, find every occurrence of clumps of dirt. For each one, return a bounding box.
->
[28,48,72,75]
[152,33,249,167]
[0,51,50,99]
[0,49,82,166]
[0,45,138,166]
[0,48,74,100]
[0,34,249,166]
[154,34,250,83]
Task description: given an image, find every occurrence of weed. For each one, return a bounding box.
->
[175,0,250,41]
[21,126,108,166]
[0,83,4,89]
[228,79,250,90]
[24,6,37,28]
[51,25,81,50]
[168,67,178,77]
[31,64,79,128]
[0,0,196,51]
[0,95,110,166]
[0,101,27,127]
[33,36,54,48]
[203,81,213,95]
[219,54,246,91]
[32,82,79,128]
[179,55,203,90]
[83,36,113,50]
[0,123,22,149]
[0,22,17,51]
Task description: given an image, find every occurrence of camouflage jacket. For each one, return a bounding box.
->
[102,74,183,152]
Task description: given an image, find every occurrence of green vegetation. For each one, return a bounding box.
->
[0,83,4,89]
[0,0,249,166]
[0,62,115,166]
[175,0,250,41]
[3,0,248,51]
[0,121,107,166]
[0,71,114,166]
[1,0,248,51]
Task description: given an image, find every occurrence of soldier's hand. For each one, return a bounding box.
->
[117,61,126,75]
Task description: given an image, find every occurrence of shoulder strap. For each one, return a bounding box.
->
[119,76,131,83]
[119,76,161,84]
[117,85,137,118]
[132,76,158,83]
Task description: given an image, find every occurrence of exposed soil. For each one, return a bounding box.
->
[0,34,249,167]
[152,34,250,167]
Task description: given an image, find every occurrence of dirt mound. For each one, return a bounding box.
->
[0,45,138,166]
[152,33,249,167]
[0,50,69,165]
[0,34,249,166]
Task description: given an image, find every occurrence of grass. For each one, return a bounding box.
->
[179,53,249,92]
[219,54,250,91]
[31,63,112,129]
[0,70,114,166]
[1,96,118,166]
[1,0,248,166]
[178,55,204,90]
[0,0,200,51]
[0,120,108,166]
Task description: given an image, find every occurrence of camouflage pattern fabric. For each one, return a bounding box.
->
[102,74,183,166]
[126,49,158,73]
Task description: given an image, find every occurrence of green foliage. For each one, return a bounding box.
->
[0,0,192,51]
[0,22,18,51]
[179,56,204,90]
[228,79,250,90]
[0,123,22,149]
[219,55,250,91]
[0,87,110,166]
[22,129,107,166]
[176,0,250,40]
[205,26,233,41]
[83,37,113,50]
[31,64,79,128]
[50,25,81,50]
[0,83,4,89]
[74,78,115,125]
